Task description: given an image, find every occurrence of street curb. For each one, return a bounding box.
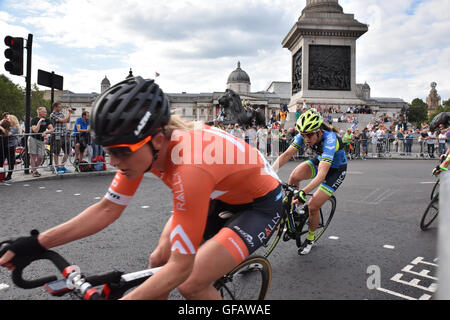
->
[2,170,117,184]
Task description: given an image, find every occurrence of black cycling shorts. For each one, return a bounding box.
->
[306,157,347,197]
[204,184,282,260]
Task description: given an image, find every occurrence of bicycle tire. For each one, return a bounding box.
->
[431,179,440,200]
[260,218,285,259]
[420,195,439,231]
[214,256,272,300]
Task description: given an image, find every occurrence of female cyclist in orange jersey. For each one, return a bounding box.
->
[0,76,282,300]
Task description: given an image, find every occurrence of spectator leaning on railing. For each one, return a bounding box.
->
[50,102,74,174]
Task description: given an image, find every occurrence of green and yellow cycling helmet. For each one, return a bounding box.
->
[296,109,323,133]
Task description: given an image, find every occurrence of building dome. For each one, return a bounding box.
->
[227,61,251,84]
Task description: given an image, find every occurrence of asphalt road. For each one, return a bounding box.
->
[0,159,441,300]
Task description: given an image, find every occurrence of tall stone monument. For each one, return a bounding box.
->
[282,0,368,109]
[426,82,441,116]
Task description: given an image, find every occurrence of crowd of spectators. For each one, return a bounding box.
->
[213,101,449,161]
[2,100,449,181]
[0,104,105,181]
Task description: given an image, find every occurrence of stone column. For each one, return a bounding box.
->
[282,0,368,110]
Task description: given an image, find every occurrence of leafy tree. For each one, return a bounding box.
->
[0,74,50,120]
[407,98,428,127]
[0,74,24,118]
[443,98,450,109]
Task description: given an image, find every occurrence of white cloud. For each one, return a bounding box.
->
[1,0,449,103]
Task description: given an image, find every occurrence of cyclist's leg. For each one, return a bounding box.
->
[301,165,346,251]
[288,159,316,187]
[178,186,282,300]
[307,188,332,232]
[177,235,239,300]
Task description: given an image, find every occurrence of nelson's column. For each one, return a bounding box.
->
[283,0,368,112]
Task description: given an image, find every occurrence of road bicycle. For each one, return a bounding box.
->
[258,183,336,258]
[0,240,271,300]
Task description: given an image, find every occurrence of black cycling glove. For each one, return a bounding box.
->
[7,230,47,256]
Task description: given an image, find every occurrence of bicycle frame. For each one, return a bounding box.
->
[261,183,336,258]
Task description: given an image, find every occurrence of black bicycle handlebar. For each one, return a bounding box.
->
[1,240,72,289]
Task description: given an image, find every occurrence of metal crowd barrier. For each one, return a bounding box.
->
[1,132,106,175]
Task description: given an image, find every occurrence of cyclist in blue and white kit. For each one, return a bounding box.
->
[273,109,347,255]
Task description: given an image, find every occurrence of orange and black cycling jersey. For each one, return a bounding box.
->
[105,125,280,257]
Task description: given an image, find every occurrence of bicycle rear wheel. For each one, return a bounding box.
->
[214,256,272,300]
[420,196,439,231]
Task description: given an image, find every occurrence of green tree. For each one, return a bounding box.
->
[0,74,50,120]
[408,98,428,127]
[443,98,450,109]
[0,74,24,118]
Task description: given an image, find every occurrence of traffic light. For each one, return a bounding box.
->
[4,36,24,76]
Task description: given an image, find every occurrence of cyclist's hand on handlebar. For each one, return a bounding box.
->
[0,230,46,269]
[0,249,16,271]
[432,165,443,176]
[293,190,307,205]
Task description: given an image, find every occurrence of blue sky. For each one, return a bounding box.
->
[1,0,449,103]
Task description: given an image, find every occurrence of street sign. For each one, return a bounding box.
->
[37,69,63,90]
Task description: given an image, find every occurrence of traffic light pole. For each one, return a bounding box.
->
[24,33,33,174]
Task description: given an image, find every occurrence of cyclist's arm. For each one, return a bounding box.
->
[38,198,125,249]
[272,146,298,172]
[0,198,126,268]
[273,134,303,172]
[302,161,331,194]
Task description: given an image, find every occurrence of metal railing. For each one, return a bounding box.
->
[1,132,106,175]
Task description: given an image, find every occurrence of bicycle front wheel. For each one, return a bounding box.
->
[215,256,272,300]
[431,179,440,200]
[420,196,439,231]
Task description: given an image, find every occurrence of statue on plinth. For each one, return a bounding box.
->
[217,89,266,126]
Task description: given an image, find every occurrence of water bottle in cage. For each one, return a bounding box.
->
[294,204,306,216]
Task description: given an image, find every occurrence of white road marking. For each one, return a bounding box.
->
[376,287,417,300]
[390,273,437,292]
[94,197,101,200]
[402,265,437,281]
[74,193,81,196]
[0,283,9,291]
[383,245,395,250]
[348,171,364,174]
[23,184,30,187]
[56,190,62,193]
[141,206,150,209]
[420,182,436,184]
[39,186,45,189]
[329,236,340,240]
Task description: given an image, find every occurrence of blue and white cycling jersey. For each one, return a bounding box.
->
[291,130,348,168]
